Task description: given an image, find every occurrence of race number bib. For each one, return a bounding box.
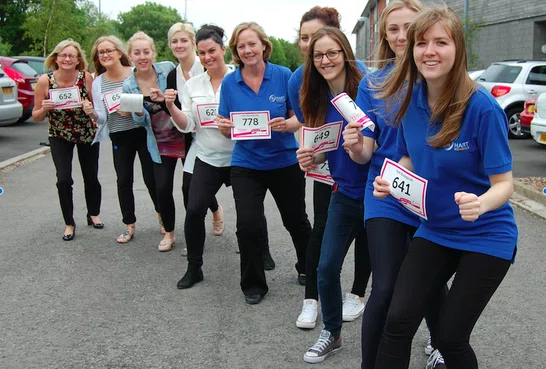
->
[230,111,271,140]
[306,161,334,186]
[50,87,81,109]
[331,92,375,131]
[196,103,219,128]
[104,88,122,113]
[380,158,428,219]
[302,122,342,154]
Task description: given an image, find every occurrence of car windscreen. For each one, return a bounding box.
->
[10,61,39,77]
[26,61,47,75]
[479,64,522,83]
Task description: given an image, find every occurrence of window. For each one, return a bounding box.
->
[526,66,546,86]
[479,64,522,83]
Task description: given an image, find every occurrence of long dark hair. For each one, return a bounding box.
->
[300,27,362,128]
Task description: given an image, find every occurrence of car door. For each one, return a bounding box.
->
[524,65,546,99]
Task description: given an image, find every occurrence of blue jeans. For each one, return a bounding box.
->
[317,190,370,337]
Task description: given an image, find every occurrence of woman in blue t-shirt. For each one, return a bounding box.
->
[368,6,517,369]
[343,1,446,368]
[289,6,371,332]
[296,27,370,364]
[217,22,311,305]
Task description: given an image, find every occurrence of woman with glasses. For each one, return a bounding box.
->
[85,35,160,244]
[289,6,371,331]
[165,22,224,256]
[122,31,180,252]
[296,27,369,364]
[217,22,311,305]
[32,39,102,241]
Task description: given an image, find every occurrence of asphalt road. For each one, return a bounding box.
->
[0,142,545,368]
[2,122,546,178]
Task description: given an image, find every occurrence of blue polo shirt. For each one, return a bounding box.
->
[357,64,421,228]
[218,61,298,170]
[325,103,369,200]
[397,82,518,261]
[288,59,368,122]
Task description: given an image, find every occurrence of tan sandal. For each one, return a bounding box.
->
[212,204,225,236]
[158,236,175,252]
[117,226,135,243]
[158,218,166,235]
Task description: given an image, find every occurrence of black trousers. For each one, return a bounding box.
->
[182,171,218,212]
[375,237,511,369]
[231,164,311,296]
[110,128,158,225]
[185,158,231,267]
[305,181,369,300]
[49,137,101,226]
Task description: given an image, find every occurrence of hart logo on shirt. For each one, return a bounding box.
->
[445,141,470,151]
[269,94,286,103]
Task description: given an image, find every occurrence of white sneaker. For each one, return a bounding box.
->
[342,293,365,322]
[296,299,318,329]
[424,332,434,356]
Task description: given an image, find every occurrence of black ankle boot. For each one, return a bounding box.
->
[177,266,204,289]
[263,250,276,271]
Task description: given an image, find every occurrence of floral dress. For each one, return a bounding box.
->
[47,71,97,144]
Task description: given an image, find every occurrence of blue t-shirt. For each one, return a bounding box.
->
[288,59,368,123]
[324,103,369,200]
[357,64,421,228]
[397,83,518,261]
[218,61,298,170]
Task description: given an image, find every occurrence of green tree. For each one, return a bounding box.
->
[224,47,233,64]
[117,2,183,62]
[268,36,287,67]
[23,0,90,56]
[278,38,303,71]
[0,36,12,55]
[463,18,484,70]
[0,0,32,55]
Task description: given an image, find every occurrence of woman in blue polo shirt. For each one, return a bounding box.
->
[217,22,311,305]
[368,6,517,368]
[296,27,370,364]
[343,1,446,368]
[289,6,371,331]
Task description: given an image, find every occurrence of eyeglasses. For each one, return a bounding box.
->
[57,53,78,60]
[312,50,343,62]
[98,49,116,56]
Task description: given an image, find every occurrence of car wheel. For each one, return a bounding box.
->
[506,107,530,139]
[17,111,32,123]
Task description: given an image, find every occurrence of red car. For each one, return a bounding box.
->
[520,97,537,135]
[0,56,39,122]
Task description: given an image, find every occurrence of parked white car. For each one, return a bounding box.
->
[530,92,546,146]
[0,66,22,126]
[477,60,546,138]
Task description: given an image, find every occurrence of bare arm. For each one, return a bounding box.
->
[342,122,375,164]
[32,75,54,122]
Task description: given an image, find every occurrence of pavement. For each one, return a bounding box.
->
[0,144,545,369]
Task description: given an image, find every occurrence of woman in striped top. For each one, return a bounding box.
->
[87,35,160,244]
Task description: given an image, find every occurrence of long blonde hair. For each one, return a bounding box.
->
[379,6,476,148]
[375,0,423,69]
[45,39,88,71]
[91,35,132,76]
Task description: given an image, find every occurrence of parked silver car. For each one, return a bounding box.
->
[477,60,546,139]
[0,66,22,126]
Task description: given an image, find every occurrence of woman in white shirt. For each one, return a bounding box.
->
[165,22,225,245]
[166,24,235,289]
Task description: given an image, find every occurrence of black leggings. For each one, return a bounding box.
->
[361,218,446,369]
[153,156,183,232]
[375,237,512,369]
[182,170,218,212]
[305,181,369,300]
[49,137,101,226]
